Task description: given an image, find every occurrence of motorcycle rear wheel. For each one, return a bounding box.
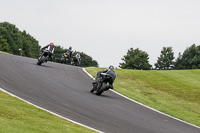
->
[96,83,106,96]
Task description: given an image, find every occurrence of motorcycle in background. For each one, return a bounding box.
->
[60,53,70,63]
[71,53,81,66]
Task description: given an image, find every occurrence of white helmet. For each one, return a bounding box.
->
[109,65,114,70]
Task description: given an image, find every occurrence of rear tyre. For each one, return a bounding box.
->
[96,83,106,96]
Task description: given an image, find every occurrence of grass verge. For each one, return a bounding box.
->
[85,67,200,127]
[0,90,97,133]
[0,51,9,54]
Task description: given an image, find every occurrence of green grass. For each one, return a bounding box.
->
[0,51,9,54]
[85,67,200,127]
[0,90,97,133]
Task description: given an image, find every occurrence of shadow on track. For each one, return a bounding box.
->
[87,91,114,99]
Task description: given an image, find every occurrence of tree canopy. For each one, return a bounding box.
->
[53,45,66,63]
[174,44,200,69]
[119,48,152,70]
[0,22,41,58]
[0,36,9,51]
[154,47,175,70]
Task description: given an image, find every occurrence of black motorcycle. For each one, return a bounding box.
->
[60,53,70,64]
[37,49,53,65]
[71,55,81,66]
[90,73,113,95]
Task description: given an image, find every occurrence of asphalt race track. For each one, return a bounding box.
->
[0,52,199,133]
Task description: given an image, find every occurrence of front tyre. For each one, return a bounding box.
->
[90,87,95,93]
[90,83,97,93]
[37,56,45,65]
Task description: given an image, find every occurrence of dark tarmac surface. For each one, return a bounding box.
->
[0,52,199,133]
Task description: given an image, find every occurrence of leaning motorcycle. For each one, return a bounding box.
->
[71,56,80,66]
[60,53,69,63]
[90,73,112,96]
[37,49,52,65]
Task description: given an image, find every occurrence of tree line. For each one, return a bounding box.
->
[120,44,200,70]
[1,22,199,70]
[0,22,40,58]
[0,22,98,67]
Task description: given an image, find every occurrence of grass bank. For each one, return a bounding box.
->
[0,90,97,133]
[0,51,9,54]
[85,67,200,127]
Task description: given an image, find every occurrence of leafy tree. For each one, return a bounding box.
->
[174,44,200,69]
[119,48,152,70]
[0,22,40,58]
[174,52,184,69]
[21,30,40,58]
[154,47,175,70]
[0,36,9,52]
[0,22,22,55]
[53,45,66,63]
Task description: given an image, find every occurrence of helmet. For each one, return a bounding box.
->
[76,53,80,58]
[50,42,54,46]
[69,46,72,50]
[109,65,114,70]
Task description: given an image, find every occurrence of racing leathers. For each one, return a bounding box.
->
[94,68,116,89]
[40,44,55,61]
[64,49,72,58]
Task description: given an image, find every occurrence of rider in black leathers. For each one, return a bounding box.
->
[93,65,116,89]
[39,42,55,61]
[64,46,72,58]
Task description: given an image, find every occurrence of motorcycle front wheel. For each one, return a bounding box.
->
[90,87,95,93]
[37,56,45,65]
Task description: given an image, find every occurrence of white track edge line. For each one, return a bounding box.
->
[0,87,104,133]
[82,68,200,129]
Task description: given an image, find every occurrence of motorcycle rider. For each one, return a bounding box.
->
[71,53,81,65]
[75,52,81,59]
[39,42,55,61]
[63,46,72,58]
[93,65,116,89]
